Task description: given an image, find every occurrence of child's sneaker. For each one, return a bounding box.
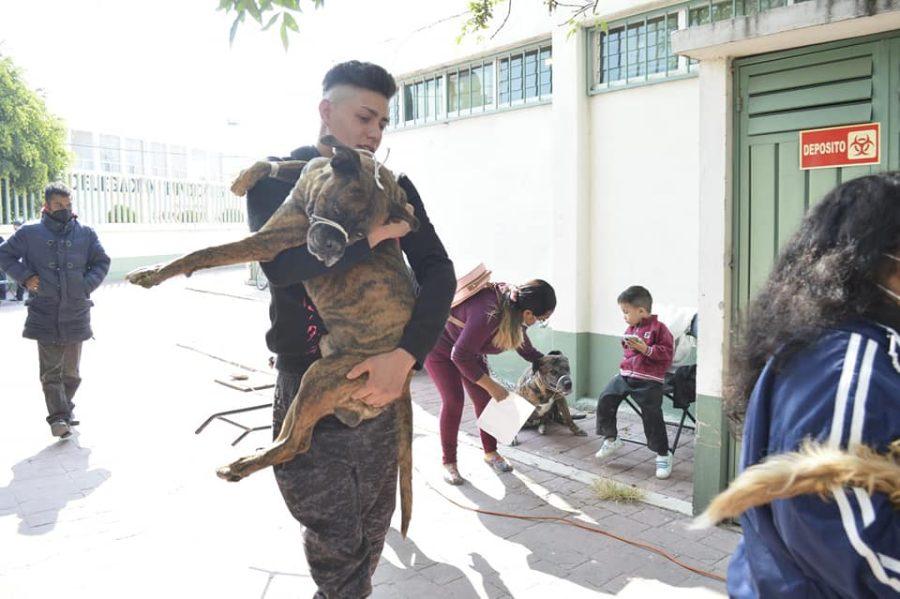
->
[594,437,624,460]
[655,451,674,479]
[50,420,70,438]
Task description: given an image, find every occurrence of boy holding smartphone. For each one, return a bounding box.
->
[594,286,675,479]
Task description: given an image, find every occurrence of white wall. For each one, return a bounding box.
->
[588,78,700,335]
[384,105,556,288]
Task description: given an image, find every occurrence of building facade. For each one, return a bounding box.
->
[375,0,900,511]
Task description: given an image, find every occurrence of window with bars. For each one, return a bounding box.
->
[124,138,144,176]
[591,0,809,92]
[592,11,681,89]
[403,75,444,124]
[99,134,121,173]
[394,42,551,129]
[71,130,95,171]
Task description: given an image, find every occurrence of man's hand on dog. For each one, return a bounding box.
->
[368,204,415,248]
[347,348,417,408]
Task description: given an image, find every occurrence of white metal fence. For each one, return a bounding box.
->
[1,171,246,226]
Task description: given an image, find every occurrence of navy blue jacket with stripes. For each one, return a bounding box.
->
[728,317,900,598]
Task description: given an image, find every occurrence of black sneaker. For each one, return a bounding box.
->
[50,420,71,438]
[68,420,80,426]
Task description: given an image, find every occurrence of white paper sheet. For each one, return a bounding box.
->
[476,392,535,445]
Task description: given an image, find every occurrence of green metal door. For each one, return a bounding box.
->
[731,31,900,481]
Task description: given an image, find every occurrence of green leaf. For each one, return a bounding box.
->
[283,12,299,32]
[262,13,279,30]
[259,0,273,8]
[273,0,299,8]
[245,0,262,23]
[229,13,243,45]
[280,19,290,50]
[217,0,234,12]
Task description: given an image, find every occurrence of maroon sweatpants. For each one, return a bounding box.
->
[424,342,497,465]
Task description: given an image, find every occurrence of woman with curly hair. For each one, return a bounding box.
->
[719,173,899,598]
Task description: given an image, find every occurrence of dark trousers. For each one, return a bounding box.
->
[596,375,669,456]
[272,370,398,599]
[37,341,82,425]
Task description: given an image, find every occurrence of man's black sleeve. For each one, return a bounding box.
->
[396,175,456,367]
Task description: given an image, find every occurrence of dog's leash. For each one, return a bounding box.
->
[417,471,727,584]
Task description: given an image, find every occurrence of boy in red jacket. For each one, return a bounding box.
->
[594,286,675,479]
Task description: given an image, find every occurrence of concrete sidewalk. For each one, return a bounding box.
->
[0,268,739,598]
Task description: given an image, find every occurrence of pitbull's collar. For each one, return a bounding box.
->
[308,214,349,244]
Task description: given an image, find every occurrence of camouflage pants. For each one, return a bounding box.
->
[272,371,398,599]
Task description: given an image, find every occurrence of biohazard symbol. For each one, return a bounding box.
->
[849,134,875,157]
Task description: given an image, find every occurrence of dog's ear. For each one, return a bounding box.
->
[548,350,562,356]
[320,135,361,176]
[331,146,361,176]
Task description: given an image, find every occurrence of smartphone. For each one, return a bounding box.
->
[622,334,642,343]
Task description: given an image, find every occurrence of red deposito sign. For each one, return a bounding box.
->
[799,123,881,170]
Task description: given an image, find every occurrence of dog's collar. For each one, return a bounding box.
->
[308,214,349,244]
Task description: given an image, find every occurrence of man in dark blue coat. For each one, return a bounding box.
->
[0,183,110,439]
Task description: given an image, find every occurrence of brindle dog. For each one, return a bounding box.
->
[511,350,584,445]
[126,136,420,536]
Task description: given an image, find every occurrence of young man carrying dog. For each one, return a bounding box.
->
[246,61,455,598]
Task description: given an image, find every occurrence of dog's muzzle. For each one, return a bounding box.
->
[308,215,349,267]
[544,374,573,395]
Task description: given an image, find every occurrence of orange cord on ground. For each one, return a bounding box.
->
[424,478,727,584]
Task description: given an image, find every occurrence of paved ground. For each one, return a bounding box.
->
[0,268,739,598]
[415,381,696,506]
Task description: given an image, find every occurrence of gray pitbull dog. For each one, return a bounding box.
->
[511,350,584,445]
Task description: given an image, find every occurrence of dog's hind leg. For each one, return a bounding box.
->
[216,354,377,481]
[230,160,308,196]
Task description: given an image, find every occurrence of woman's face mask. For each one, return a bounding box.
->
[524,311,551,329]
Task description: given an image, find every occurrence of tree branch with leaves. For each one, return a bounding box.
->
[220,0,601,49]
[219,0,323,49]
[0,55,69,193]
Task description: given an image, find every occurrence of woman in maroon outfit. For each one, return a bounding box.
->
[425,280,556,485]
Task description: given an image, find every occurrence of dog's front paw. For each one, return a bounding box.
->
[572,427,587,436]
[125,264,165,288]
[538,423,547,435]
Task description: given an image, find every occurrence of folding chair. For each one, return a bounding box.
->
[621,314,697,454]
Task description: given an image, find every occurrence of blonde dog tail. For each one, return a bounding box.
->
[692,439,900,529]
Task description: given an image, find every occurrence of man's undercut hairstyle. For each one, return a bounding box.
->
[322,60,397,99]
[44,182,72,204]
[618,286,653,312]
